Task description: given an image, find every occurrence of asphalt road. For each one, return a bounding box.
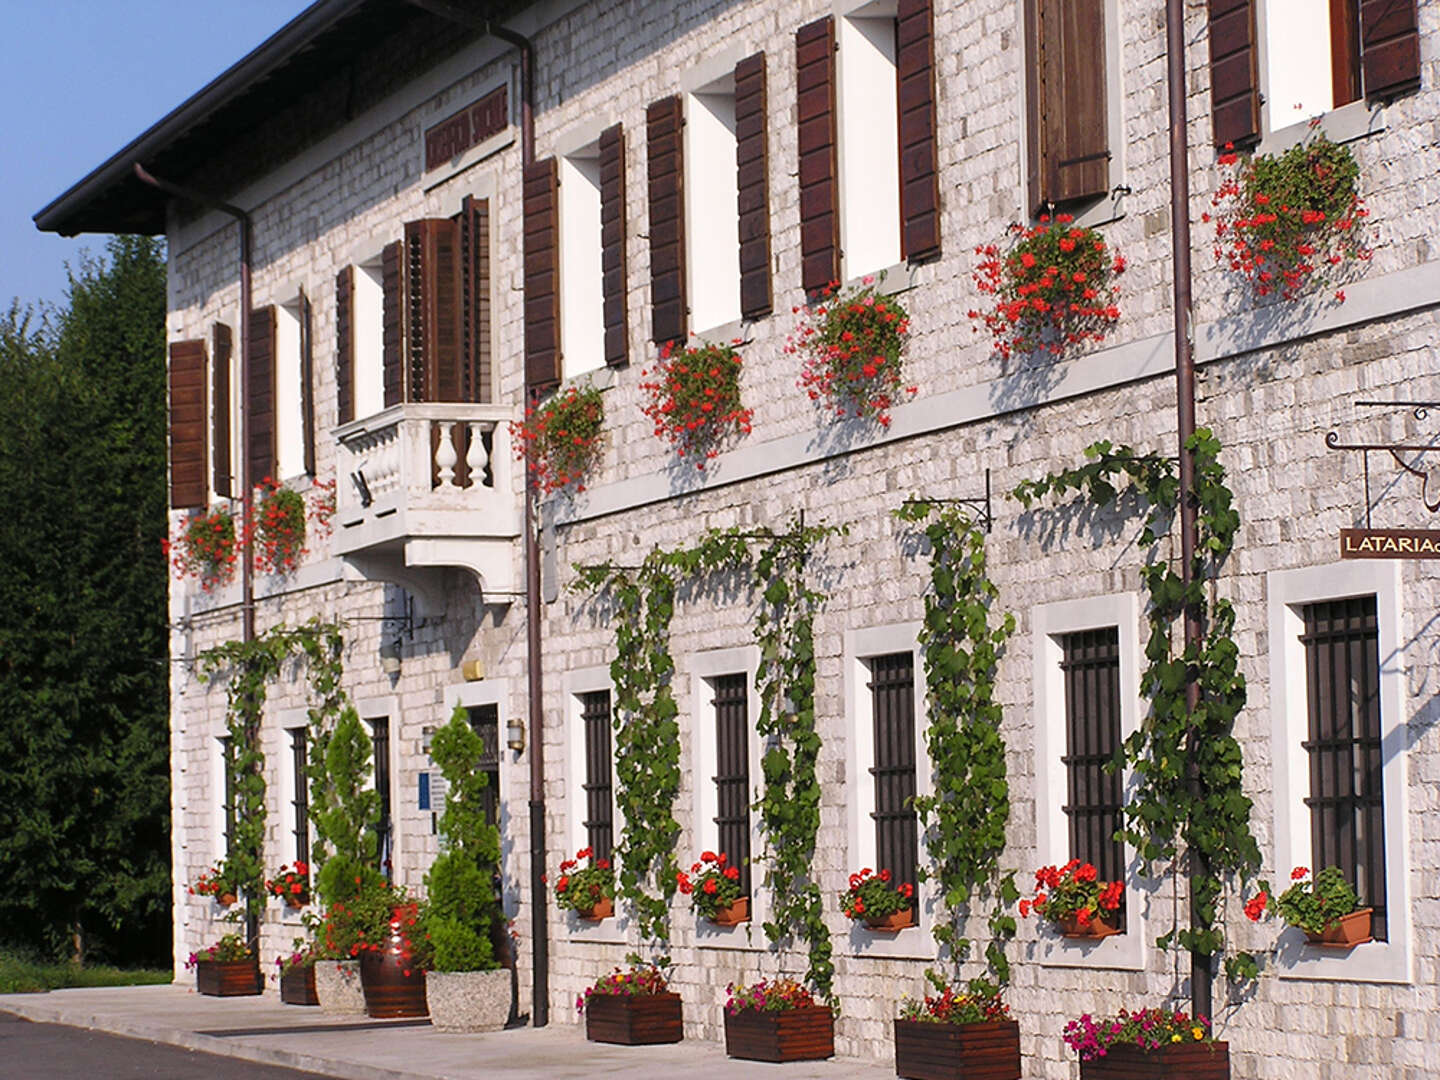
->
[0,1011,342,1079]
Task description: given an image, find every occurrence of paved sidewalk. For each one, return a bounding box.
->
[0,985,897,1080]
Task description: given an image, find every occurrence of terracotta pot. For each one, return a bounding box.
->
[1079,1040,1229,1079]
[195,958,261,997]
[578,896,614,921]
[894,1018,1021,1080]
[1306,907,1373,948]
[584,991,683,1045]
[279,964,319,1006]
[865,906,915,932]
[358,908,428,1018]
[1057,911,1122,939]
[313,960,366,1015]
[725,1005,834,1062]
[217,892,238,907]
[708,896,749,927]
[283,892,307,910]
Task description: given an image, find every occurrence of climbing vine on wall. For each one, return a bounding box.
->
[1012,429,1261,980]
[892,501,1019,986]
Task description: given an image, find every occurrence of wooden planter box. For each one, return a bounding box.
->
[894,1019,1021,1080]
[584,992,683,1045]
[280,964,319,1006]
[195,959,261,997]
[1079,1041,1229,1079]
[724,1005,834,1062]
[1306,908,1372,948]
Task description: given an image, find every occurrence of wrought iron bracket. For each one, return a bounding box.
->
[1324,430,1440,525]
[899,468,993,532]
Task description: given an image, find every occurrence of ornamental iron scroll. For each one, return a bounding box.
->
[1326,401,1440,524]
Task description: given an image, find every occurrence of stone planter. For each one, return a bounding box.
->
[584,992,683,1045]
[279,964,319,1006]
[195,958,261,997]
[1305,907,1373,948]
[708,896,749,927]
[724,1005,834,1062]
[1079,1041,1229,1079]
[894,1018,1021,1080]
[427,969,511,1033]
[865,906,915,932]
[314,960,366,1015]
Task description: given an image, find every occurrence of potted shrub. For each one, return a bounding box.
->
[579,957,682,1045]
[723,977,833,1062]
[1246,865,1372,947]
[418,705,511,1033]
[266,861,309,908]
[164,507,238,592]
[510,383,606,495]
[640,339,753,467]
[188,864,239,907]
[188,933,261,997]
[1019,860,1124,939]
[312,872,389,1015]
[553,847,614,920]
[1064,1007,1227,1079]
[840,866,914,931]
[676,850,747,926]
[791,277,914,428]
[894,977,1020,1080]
[276,942,318,1006]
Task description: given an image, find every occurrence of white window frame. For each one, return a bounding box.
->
[274,292,306,482]
[843,622,932,959]
[836,0,903,280]
[558,145,606,380]
[1032,592,1147,971]
[1267,560,1411,984]
[688,646,765,949]
[684,77,742,334]
[354,694,399,881]
[444,678,517,918]
[563,666,626,942]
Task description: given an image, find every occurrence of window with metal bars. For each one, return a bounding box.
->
[1059,627,1126,927]
[867,652,918,896]
[710,673,751,896]
[220,736,235,859]
[579,690,614,862]
[1301,595,1386,940]
[289,728,309,867]
[466,704,502,828]
[370,717,392,878]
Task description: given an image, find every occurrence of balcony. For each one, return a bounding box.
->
[333,403,520,609]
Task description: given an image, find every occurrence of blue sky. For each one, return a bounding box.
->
[2,1,305,316]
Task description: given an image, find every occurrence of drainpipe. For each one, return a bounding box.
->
[402,1,548,1027]
[1162,0,1210,1022]
[133,162,257,945]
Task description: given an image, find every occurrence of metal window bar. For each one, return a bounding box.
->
[289,728,310,867]
[371,717,392,878]
[1059,628,1127,928]
[711,673,752,896]
[1301,597,1387,940]
[220,735,235,859]
[467,704,502,827]
[580,691,614,862]
[868,652,919,895]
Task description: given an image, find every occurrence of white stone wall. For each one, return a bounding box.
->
[162,0,1440,1073]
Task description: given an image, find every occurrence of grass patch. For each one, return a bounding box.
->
[0,951,171,994]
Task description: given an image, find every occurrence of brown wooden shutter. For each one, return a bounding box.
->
[897,0,941,262]
[647,96,687,347]
[735,53,773,320]
[523,157,561,390]
[247,306,276,486]
[211,323,232,498]
[1026,0,1109,210]
[460,195,491,402]
[381,240,403,408]
[1208,0,1261,149]
[796,17,839,294]
[335,266,354,424]
[599,123,630,367]
[299,287,316,477]
[168,338,207,510]
[403,218,465,403]
[1361,0,1420,100]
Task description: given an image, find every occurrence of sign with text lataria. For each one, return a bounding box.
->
[1339,528,1440,559]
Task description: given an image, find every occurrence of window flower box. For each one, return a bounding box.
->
[1079,1041,1229,1079]
[578,896,613,922]
[709,896,749,926]
[866,906,915,932]
[894,1019,1021,1080]
[1307,907,1372,948]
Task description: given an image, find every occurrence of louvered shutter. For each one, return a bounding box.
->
[404,218,465,403]
[381,240,403,407]
[460,195,491,402]
[300,287,316,476]
[1361,0,1420,100]
[211,323,232,498]
[335,266,354,424]
[1026,0,1110,210]
[735,53,773,320]
[247,305,276,486]
[647,96,687,347]
[897,0,941,261]
[523,157,561,390]
[168,338,207,509]
[797,17,839,294]
[599,124,630,367]
[1208,0,1261,148]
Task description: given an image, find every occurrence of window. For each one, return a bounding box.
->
[685,79,741,332]
[289,727,310,868]
[838,4,902,278]
[1264,0,1360,127]
[559,145,606,377]
[219,735,235,859]
[579,690,614,862]
[370,716,392,878]
[274,296,307,480]
[710,673,752,895]
[867,652,919,894]
[353,257,386,420]
[466,704,502,829]
[1300,596,1387,939]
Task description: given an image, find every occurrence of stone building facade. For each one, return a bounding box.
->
[37,0,1438,1075]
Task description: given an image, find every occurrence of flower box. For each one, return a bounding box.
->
[724,1006,834,1063]
[1079,1041,1229,1079]
[279,964,319,1006]
[195,959,262,997]
[579,896,614,922]
[709,896,749,927]
[1306,907,1372,948]
[894,1019,1021,1080]
[866,906,915,932]
[1058,912,1122,940]
[584,992,683,1045]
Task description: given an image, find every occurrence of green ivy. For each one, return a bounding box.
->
[892,502,1019,986]
[1013,429,1261,981]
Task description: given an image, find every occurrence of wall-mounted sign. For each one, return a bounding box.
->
[1339,527,1440,559]
[424,85,509,172]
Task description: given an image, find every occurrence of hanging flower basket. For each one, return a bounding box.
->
[790,277,914,428]
[253,478,307,575]
[640,340,753,467]
[164,509,238,591]
[969,214,1124,359]
[510,383,605,495]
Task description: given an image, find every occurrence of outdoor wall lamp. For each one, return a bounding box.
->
[506,715,526,753]
[379,636,403,676]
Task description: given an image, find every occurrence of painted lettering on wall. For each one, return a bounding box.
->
[424,85,509,172]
